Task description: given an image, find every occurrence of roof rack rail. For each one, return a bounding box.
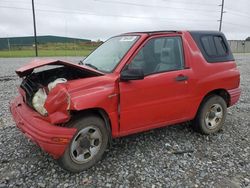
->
[122,30,179,35]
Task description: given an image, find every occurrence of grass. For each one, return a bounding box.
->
[0,42,100,58]
[0,49,93,57]
[1,42,249,58]
[233,52,250,55]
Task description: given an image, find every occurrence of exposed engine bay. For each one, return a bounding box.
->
[20,65,99,116]
[32,78,67,115]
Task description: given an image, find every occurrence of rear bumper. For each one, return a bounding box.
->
[10,95,77,159]
[228,87,241,106]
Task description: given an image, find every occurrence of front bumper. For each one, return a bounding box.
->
[10,95,77,159]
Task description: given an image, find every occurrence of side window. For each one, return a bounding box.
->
[214,36,227,56]
[129,36,184,75]
[201,36,217,56]
[201,35,228,57]
[190,31,234,63]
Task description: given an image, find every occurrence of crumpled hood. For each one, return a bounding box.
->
[16,59,104,77]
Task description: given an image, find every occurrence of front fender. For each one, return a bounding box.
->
[44,84,71,124]
[69,85,118,113]
[69,85,120,137]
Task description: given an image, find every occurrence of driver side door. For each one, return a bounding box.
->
[119,35,191,134]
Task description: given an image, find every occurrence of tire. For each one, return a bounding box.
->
[57,115,109,172]
[193,95,227,134]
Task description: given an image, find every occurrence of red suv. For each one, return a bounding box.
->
[10,31,241,172]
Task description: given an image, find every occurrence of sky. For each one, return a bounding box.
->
[0,0,249,41]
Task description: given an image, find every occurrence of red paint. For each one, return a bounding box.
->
[45,84,70,124]
[16,59,103,77]
[228,88,241,106]
[10,31,241,159]
[10,96,77,159]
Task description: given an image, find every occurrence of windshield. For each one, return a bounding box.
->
[82,35,139,72]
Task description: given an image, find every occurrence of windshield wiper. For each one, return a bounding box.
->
[84,63,99,70]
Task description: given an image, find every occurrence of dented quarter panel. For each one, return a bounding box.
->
[44,84,71,124]
[66,74,120,136]
[66,74,119,113]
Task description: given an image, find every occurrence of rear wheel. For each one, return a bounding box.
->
[193,95,227,134]
[57,115,109,172]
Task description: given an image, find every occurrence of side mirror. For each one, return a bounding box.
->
[120,68,144,81]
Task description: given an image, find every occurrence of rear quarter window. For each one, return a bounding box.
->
[190,31,234,63]
[201,36,217,56]
[214,36,227,56]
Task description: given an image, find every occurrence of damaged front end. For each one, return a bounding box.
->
[10,59,105,159]
[17,59,103,124]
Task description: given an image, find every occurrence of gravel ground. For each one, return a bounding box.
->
[0,55,249,188]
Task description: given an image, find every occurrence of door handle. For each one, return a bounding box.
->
[175,75,188,82]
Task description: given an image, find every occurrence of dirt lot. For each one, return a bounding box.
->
[0,55,249,187]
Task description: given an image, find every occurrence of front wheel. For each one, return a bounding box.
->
[57,115,109,172]
[193,95,227,134]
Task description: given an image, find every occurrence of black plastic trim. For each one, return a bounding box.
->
[123,30,178,35]
[189,31,235,63]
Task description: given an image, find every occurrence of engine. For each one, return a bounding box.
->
[32,78,67,116]
[20,65,96,116]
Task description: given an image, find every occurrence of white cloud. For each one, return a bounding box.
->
[0,0,249,40]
